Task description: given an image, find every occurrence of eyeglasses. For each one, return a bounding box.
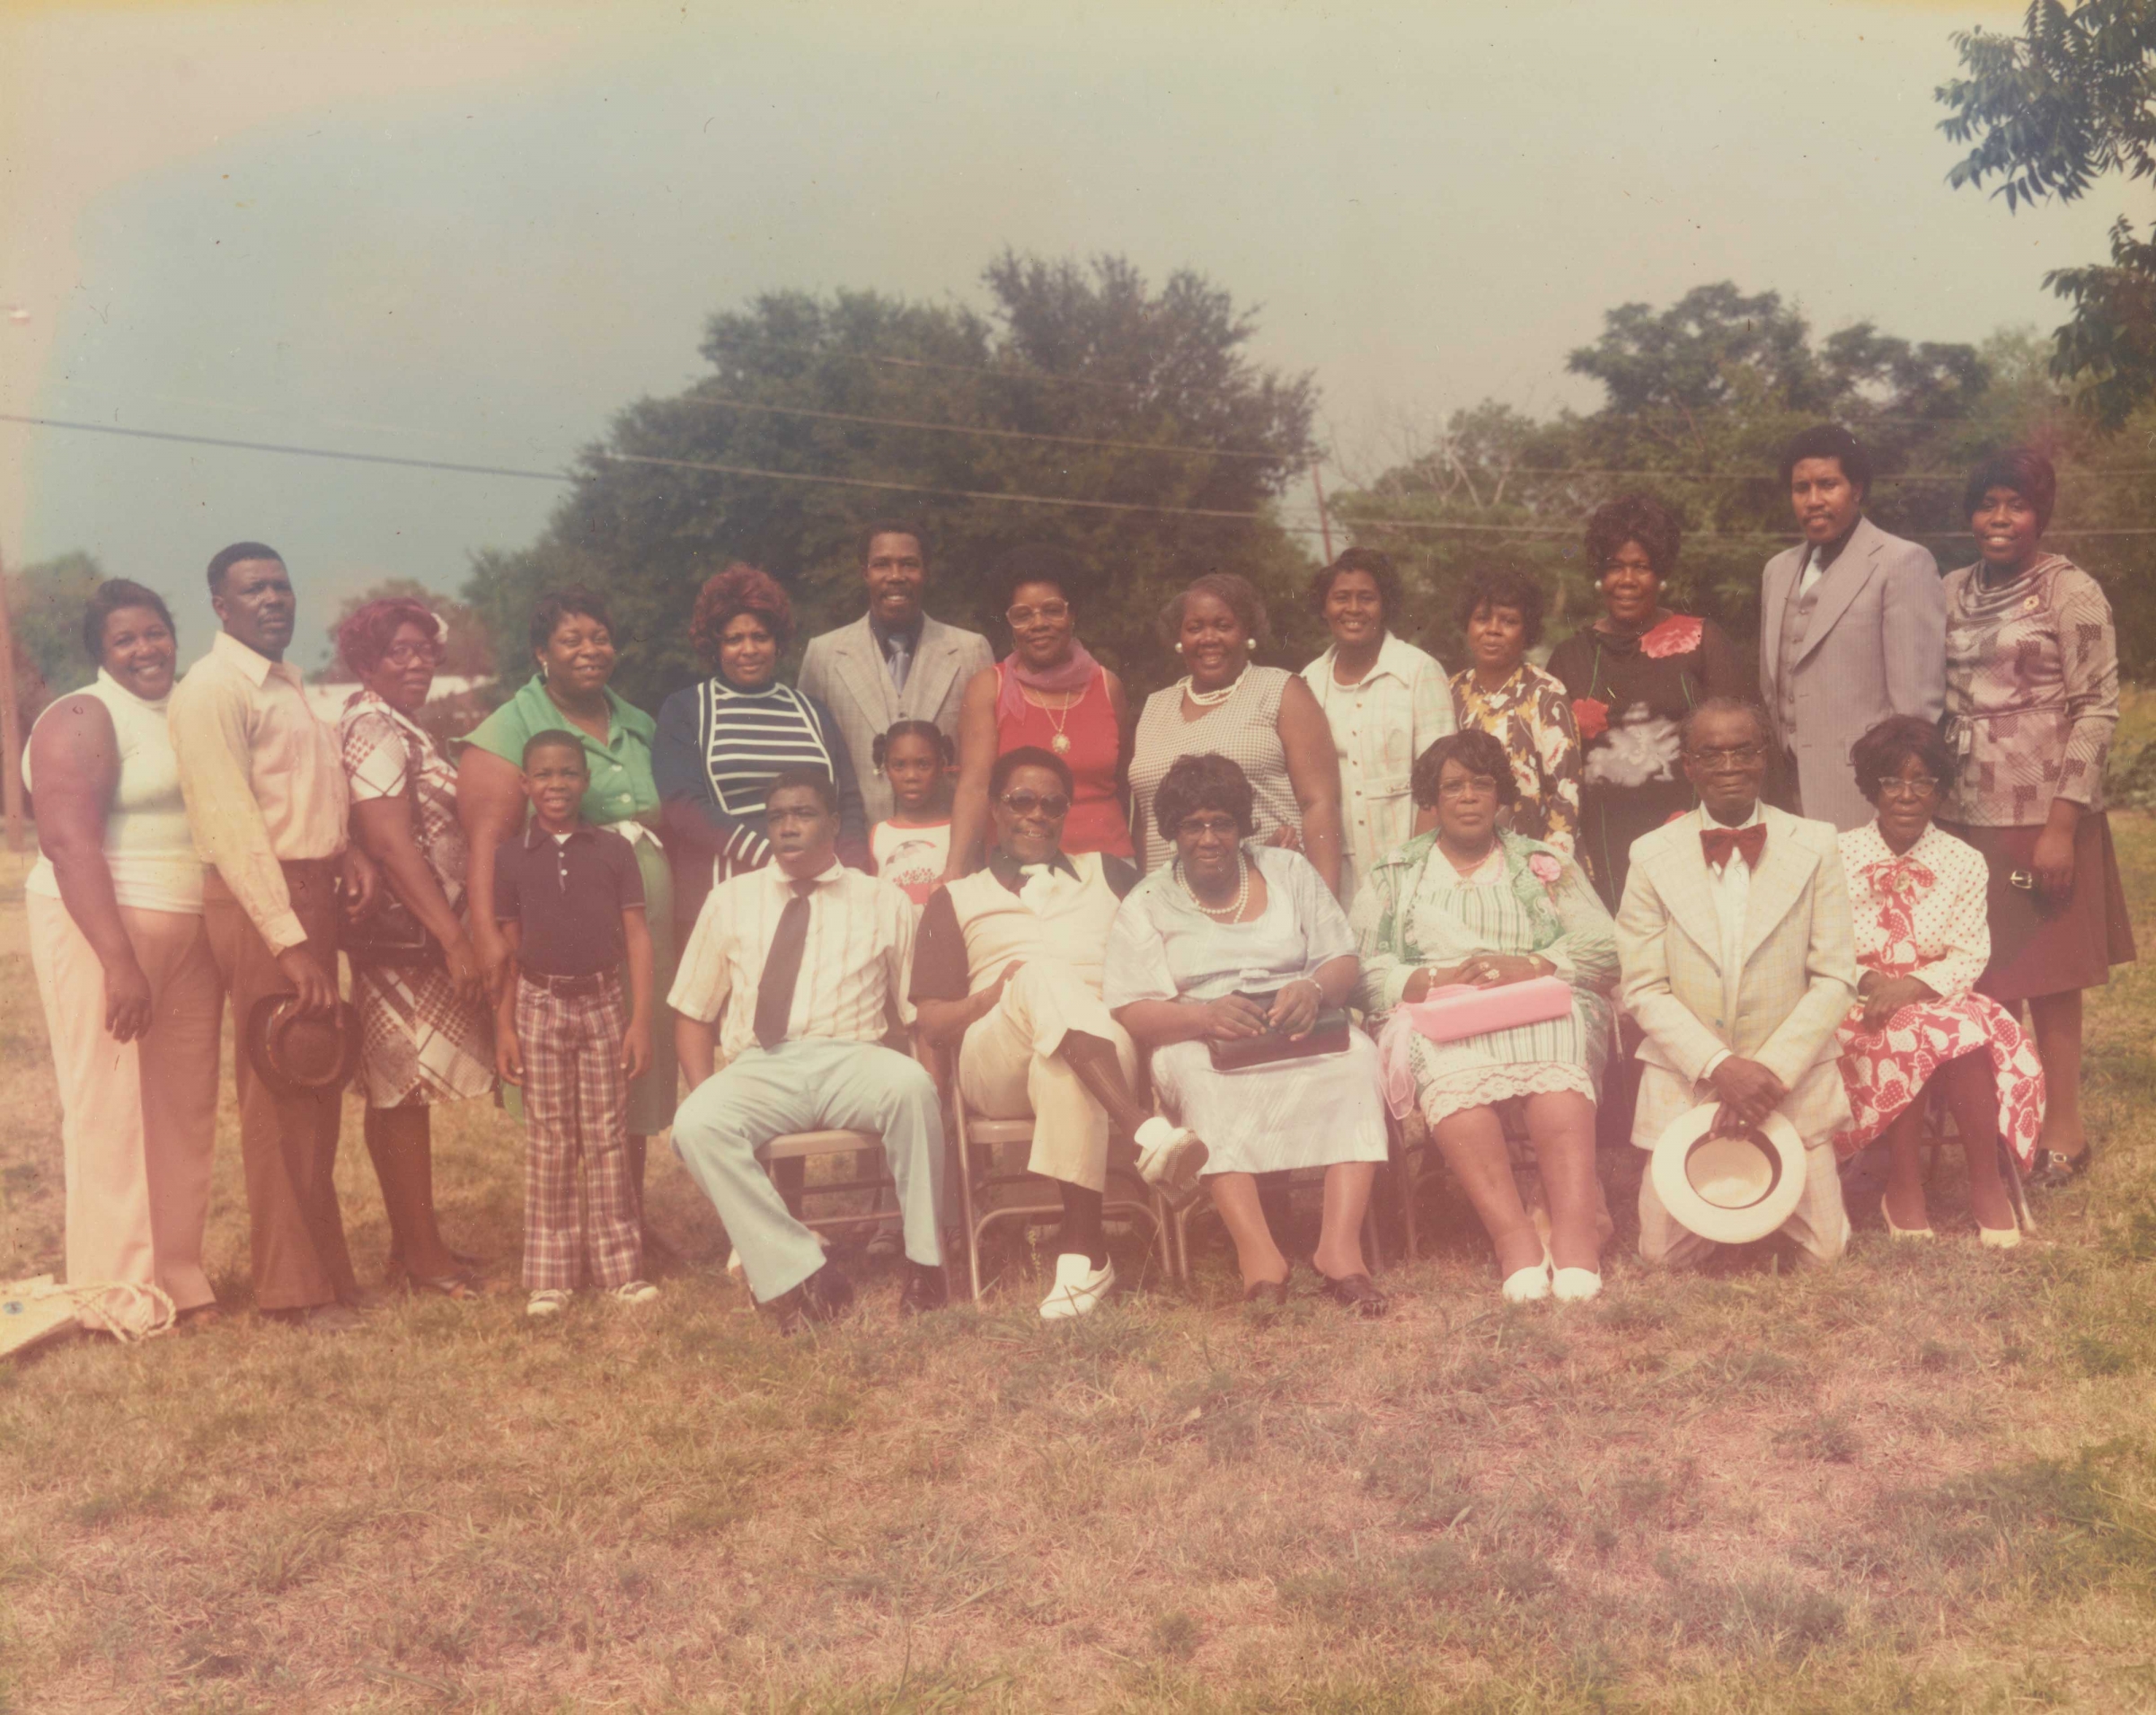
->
[1686,745,1766,767]
[999,791,1070,818]
[1877,775,1940,800]
[1177,815,1241,837]
[1436,775,1499,800]
[1006,601,1070,627]
[384,641,445,667]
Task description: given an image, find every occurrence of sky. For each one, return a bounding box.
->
[0,0,2139,668]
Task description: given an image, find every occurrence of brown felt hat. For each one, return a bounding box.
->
[245,995,360,1092]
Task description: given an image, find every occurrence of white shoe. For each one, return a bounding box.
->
[1134,1118,1207,1198]
[1501,1261,1551,1304]
[611,1279,660,1304]
[1551,1267,1602,1304]
[725,1248,744,1278]
[1978,1224,2022,1250]
[1039,1253,1116,1320]
[526,1288,571,1319]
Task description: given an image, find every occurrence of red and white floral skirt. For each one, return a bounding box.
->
[1832,992,2045,1165]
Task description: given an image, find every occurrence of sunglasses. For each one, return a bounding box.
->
[999,790,1070,818]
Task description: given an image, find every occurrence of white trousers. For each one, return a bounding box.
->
[956,960,1135,1192]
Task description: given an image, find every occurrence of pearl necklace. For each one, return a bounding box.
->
[1178,852,1250,919]
[1182,668,1246,708]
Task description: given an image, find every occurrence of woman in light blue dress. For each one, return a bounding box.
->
[1107,755,1389,1313]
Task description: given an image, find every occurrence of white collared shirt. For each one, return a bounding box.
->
[1299,631,1454,900]
[1699,801,1766,1081]
[668,857,916,1061]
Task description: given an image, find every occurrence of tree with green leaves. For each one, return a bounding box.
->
[1938,0,2156,427]
[465,252,1319,713]
[321,578,496,683]
[5,552,105,699]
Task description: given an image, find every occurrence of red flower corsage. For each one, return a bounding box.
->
[1571,697,1611,743]
[1639,614,1703,659]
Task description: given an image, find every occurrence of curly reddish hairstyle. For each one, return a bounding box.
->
[337,597,442,679]
[689,562,795,667]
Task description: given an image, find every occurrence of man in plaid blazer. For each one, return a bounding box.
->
[1614,699,1860,1267]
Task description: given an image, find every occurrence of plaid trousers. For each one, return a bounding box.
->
[514,974,641,1291]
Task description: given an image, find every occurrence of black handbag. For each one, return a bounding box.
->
[340,721,446,968]
[1206,989,1352,1071]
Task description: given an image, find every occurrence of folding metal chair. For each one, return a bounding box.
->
[754,1128,895,1242]
[949,1102,1175,1302]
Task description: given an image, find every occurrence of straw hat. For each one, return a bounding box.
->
[245,995,360,1092]
[1648,1101,1806,1246]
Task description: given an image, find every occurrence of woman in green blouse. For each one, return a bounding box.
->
[459,588,680,1250]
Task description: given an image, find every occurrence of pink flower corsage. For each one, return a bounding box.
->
[1571,696,1611,743]
[1526,852,1563,898]
[1639,614,1704,659]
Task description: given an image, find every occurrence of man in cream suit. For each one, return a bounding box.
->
[1758,424,1944,830]
[798,520,994,827]
[1615,698,1859,1267]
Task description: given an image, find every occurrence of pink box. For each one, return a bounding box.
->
[1399,975,1574,1044]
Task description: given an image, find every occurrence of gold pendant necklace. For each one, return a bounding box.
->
[1022,681,1081,755]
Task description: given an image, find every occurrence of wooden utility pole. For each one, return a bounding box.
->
[0,547,22,851]
[1311,463,1335,564]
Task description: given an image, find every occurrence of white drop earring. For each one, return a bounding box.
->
[1173,642,1184,654]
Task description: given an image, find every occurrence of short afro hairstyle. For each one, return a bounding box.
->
[1677,696,1771,753]
[1851,715,1954,806]
[990,745,1074,800]
[335,597,442,680]
[690,562,794,667]
[206,541,283,594]
[871,720,953,772]
[993,543,1086,611]
[857,518,931,569]
[82,579,174,665]
[1308,547,1401,625]
[1778,423,1875,499]
[1584,493,1683,578]
[528,587,615,658]
[1158,571,1272,650]
[766,765,839,816]
[1411,729,1518,811]
[1964,446,2058,535]
[1453,560,1547,650]
[521,729,588,770]
[1153,752,1256,843]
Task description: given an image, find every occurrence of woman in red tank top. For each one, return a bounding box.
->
[950,545,1135,873]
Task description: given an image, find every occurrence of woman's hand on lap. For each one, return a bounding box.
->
[1203,994,1270,1039]
[1268,977,1321,1039]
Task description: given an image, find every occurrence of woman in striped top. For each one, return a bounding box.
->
[655,564,868,933]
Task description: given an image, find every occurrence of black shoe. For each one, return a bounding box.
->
[1318,1271,1391,1318]
[771,1262,854,1334]
[2030,1147,2092,1190]
[898,1261,949,1318]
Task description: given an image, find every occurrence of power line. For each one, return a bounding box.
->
[676,392,1286,461]
[9,412,2154,542]
[710,334,1162,398]
[1373,465,2156,483]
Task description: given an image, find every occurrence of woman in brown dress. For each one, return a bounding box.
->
[1546,494,1749,911]
[1937,447,2134,1187]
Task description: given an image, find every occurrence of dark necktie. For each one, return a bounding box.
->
[753,878,819,1049]
[1701,824,1767,872]
[886,634,912,694]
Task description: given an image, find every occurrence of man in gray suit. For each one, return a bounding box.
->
[1758,425,1945,830]
[798,520,995,827]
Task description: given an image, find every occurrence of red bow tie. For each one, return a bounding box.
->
[1701,824,1767,871]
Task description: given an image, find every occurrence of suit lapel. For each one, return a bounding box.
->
[837,615,900,729]
[1758,545,1799,704]
[1739,806,1813,965]
[1649,811,1724,968]
[1792,517,1883,668]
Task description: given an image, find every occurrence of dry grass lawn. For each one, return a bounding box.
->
[4,795,2156,1710]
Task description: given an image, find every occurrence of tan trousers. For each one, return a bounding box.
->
[1636,1140,1850,1269]
[27,893,222,1311]
[203,862,357,1311]
[957,959,1135,1192]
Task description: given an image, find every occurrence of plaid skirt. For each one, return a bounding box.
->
[353,959,497,1109]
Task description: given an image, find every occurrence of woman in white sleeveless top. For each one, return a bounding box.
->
[25,580,221,1322]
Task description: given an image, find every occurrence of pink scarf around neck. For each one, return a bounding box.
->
[996,643,1100,725]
